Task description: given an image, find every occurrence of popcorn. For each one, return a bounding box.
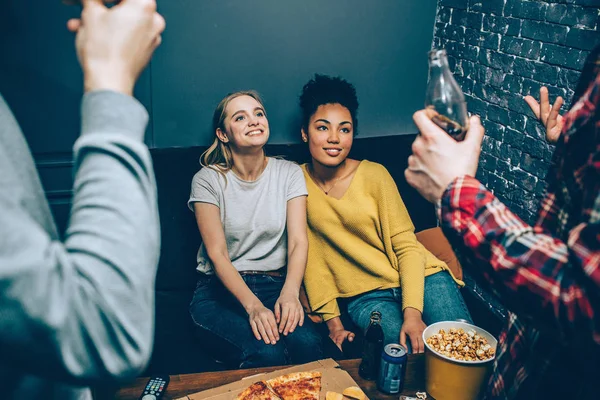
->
[426,328,495,361]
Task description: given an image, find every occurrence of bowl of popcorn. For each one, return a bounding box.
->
[422,321,498,400]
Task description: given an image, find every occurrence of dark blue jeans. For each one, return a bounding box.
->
[190,274,323,369]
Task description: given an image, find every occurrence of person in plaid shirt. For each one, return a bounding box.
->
[405,44,600,399]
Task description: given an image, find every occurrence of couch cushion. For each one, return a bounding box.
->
[416,227,463,281]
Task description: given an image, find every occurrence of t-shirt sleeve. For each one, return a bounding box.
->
[286,162,308,201]
[188,167,221,211]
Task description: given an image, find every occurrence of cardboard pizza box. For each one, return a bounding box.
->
[174,358,369,400]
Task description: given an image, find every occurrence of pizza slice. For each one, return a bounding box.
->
[266,371,322,400]
[236,380,282,400]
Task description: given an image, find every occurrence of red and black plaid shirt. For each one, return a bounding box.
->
[439,62,600,397]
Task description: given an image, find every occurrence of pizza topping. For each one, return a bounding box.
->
[236,381,282,400]
[266,371,321,400]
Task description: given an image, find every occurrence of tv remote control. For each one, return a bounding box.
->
[138,375,169,400]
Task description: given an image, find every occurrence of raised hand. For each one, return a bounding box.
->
[67,0,166,95]
[524,86,564,144]
[406,111,485,204]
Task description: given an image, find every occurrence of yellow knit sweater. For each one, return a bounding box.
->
[302,161,458,322]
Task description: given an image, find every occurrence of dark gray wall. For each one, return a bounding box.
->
[152,0,438,146]
[0,0,153,233]
[0,1,154,154]
[1,0,438,152]
[0,0,437,233]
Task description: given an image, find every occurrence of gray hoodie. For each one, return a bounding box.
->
[0,91,160,399]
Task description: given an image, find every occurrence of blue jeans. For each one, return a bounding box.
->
[346,271,472,350]
[190,274,323,369]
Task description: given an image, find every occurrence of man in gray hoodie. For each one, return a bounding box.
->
[0,0,165,398]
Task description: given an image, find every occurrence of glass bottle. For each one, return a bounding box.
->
[425,48,469,141]
[359,311,384,380]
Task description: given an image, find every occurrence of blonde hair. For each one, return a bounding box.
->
[200,90,266,176]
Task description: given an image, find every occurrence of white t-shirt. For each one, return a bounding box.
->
[188,158,308,274]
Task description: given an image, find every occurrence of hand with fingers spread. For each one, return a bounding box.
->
[524,86,564,144]
[67,0,165,95]
[399,308,426,353]
[248,302,280,345]
[274,288,304,336]
[405,109,485,203]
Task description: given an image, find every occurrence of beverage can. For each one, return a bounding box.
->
[377,343,407,394]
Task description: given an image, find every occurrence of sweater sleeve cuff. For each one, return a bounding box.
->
[81,90,148,141]
[402,300,424,313]
[318,299,341,322]
[322,312,342,322]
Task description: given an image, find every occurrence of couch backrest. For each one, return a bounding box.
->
[147,134,435,374]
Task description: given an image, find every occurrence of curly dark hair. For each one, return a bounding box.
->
[299,74,359,135]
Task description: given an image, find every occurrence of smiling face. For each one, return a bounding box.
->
[302,103,354,168]
[217,95,270,151]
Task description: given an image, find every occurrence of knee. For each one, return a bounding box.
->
[241,342,287,368]
[285,324,324,358]
[425,270,454,288]
[290,325,322,348]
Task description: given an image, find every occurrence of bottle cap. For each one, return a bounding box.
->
[428,48,447,58]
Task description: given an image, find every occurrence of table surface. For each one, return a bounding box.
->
[115,355,428,400]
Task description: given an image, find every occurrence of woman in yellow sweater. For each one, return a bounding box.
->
[299,74,472,353]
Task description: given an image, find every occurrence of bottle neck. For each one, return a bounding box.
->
[428,54,449,80]
[428,49,449,67]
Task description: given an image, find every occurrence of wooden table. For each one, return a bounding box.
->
[115,355,427,399]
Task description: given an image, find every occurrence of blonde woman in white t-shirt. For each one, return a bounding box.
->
[188,91,322,368]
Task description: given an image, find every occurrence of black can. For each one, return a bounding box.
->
[377,343,407,394]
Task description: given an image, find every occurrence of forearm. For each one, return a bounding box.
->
[210,254,262,312]
[398,255,426,312]
[394,233,426,312]
[441,175,600,339]
[283,239,308,294]
[0,91,160,384]
[385,166,426,313]
[326,316,345,333]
